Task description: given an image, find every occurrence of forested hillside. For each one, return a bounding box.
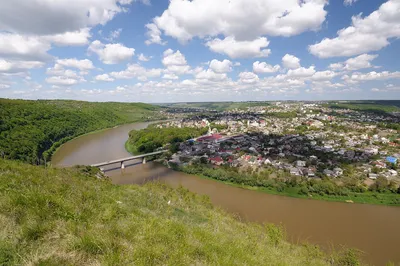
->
[0,99,162,164]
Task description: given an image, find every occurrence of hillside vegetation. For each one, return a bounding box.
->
[0,159,360,265]
[126,126,208,155]
[0,99,162,164]
[178,164,400,206]
[327,101,400,114]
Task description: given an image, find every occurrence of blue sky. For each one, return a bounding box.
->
[0,0,399,102]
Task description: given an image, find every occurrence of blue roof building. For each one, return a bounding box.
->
[386,156,398,164]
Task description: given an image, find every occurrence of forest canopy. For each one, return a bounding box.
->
[127,126,207,155]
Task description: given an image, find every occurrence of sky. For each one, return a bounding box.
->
[0,0,399,103]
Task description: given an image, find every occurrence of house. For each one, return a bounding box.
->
[324,145,334,152]
[307,120,324,128]
[296,160,306,167]
[264,158,272,165]
[386,156,398,165]
[197,134,223,143]
[290,167,302,176]
[364,147,379,155]
[388,169,398,176]
[372,161,387,169]
[368,173,378,179]
[323,169,334,177]
[333,167,343,176]
[307,169,316,178]
[209,156,224,166]
[345,150,355,159]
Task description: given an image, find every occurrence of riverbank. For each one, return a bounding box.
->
[193,171,400,206]
[0,159,361,265]
[171,164,400,206]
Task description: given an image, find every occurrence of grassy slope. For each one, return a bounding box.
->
[0,159,359,265]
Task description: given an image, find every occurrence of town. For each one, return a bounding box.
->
[157,102,400,187]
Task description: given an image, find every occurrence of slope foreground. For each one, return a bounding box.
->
[0,159,359,265]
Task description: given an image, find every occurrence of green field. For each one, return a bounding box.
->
[327,101,400,114]
[0,99,163,164]
[0,159,361,265]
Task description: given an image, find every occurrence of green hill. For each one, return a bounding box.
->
[0,159,359,265]
[0,99,163,164]
[162,101,270,111]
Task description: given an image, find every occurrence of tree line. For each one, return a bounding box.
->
[175,163,400,206]
[126,126,208,155]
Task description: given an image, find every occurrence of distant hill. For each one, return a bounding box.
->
[0,99,162,164]
[159,101,271,111]
[327,100,400,114]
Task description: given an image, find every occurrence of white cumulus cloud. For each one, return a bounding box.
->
[0,33,52,61]
[343,71,400,82]
[0,0,133,35]
[45,76,81,86]
[253,61,280,73]
[209,59,233,73]
[56,58,94,71]
[88,40,135,64]
[138,53,151,62]
[282,54,301,69]
[162,49,191,75]
[45,28,91,46]
[287,66,316,78]
[0,59,45,73]
[95,74,115,82]
[146,0,328,44]
[309,0,400,58]
[239,72,259,84]
[206,36,271,59]
[110,64,162,81]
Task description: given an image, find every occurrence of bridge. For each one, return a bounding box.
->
[91,150,167,169]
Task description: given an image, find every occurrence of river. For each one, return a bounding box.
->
[52,122,400,265]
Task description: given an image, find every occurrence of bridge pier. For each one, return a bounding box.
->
[121,161,125,169]
[142,157,146,164]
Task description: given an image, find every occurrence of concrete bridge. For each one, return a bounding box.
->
[91,150,167,169]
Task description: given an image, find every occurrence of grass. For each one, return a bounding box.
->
[0,159,361,265]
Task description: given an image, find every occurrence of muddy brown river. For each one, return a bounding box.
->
[52,122,400,265]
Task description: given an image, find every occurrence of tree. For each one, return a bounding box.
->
[370,176,389,193]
